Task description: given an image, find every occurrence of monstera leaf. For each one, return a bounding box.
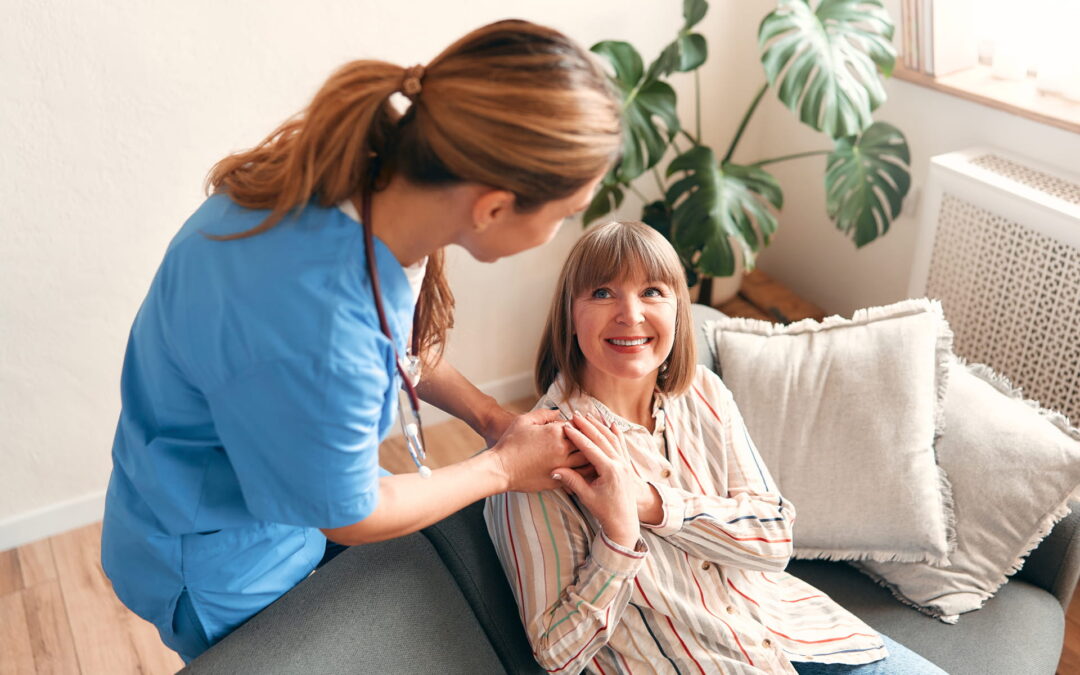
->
[640,199,672,240]
[585,0,707,225]
[640,199,702,286]
[759,0,895,139]
[665,146,783,277]
[591,41,679,182]
[583,179,625,227]
[825,121,910,247]
[646,0,709,80]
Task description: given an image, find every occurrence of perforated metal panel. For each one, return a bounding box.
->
[922,162,1080,424]
[970,154,1080,206]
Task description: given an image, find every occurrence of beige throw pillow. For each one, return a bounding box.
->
[855,359,1080,623]
[705,299,956,564]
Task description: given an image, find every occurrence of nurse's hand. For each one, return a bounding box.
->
[491,408,578,493]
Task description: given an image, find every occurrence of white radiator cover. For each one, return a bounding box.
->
[909,148,1080,425]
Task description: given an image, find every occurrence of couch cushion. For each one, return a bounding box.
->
[705,299,956,564]
[1018,502,1080,610]
[788,560,1065,675]
[183,533,506,675]
[855,360,1080,623]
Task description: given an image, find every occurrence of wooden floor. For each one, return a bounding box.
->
[2,406,1079,674]
[1065,605,1080,675]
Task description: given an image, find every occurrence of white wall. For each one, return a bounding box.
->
[0,0,772,547]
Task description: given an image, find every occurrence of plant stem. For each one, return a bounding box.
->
[652,168,666,196]
[680,129,700,146]
[752,149,832,168]
[628,183,650,203]
[723,83,768,164]
[698,276,715,307]
[694,69,702,142]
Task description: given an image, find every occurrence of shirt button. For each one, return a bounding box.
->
[762,639,772,648]
[726,606,736,614]
[701,561,711,570]
[660,469,671,478]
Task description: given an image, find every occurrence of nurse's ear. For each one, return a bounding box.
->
[471,188,517,233]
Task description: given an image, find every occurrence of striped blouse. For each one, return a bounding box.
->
[484,366,887,674]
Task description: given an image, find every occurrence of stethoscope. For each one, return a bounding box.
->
[359,182,432,478]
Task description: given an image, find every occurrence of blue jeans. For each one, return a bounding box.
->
[793,634,947,674]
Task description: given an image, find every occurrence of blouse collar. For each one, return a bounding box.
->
[548,375,668,435]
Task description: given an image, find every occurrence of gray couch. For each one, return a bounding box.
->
[184,305,1080,674]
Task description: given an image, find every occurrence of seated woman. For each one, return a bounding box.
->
[485,221,946,674]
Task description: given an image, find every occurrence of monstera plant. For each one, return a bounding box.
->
[586,0,912,300]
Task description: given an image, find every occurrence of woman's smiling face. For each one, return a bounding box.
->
[572,271,678,386]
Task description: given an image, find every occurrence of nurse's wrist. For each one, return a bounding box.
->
[480,405,516,448]
[474,445,512,494]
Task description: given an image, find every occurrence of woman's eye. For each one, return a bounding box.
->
[643,287,664,297]
[592,288,613,299]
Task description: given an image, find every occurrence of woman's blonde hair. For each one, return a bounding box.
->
[205,20,621,363]
[536,221,696,398]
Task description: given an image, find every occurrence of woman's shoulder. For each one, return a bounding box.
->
[535,375,580,417]
[668,365,738,427]
[688,364,735,402]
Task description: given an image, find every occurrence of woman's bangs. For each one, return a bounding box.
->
[569,225,683,296]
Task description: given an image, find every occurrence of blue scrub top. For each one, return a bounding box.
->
[101,193,413,651]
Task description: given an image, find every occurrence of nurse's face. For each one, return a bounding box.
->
[458,174,603,263]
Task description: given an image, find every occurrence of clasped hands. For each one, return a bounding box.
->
[555,411,663,549]
[488,407,662,549]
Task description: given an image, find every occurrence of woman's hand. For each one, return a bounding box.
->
[491,409,589,493]
[581,415,663,526]
[554,412,643,549]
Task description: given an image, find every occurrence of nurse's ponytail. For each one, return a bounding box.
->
[206,59,402,236]
[207,19,621,361]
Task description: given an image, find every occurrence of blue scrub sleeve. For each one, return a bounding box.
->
[204,346,392,529]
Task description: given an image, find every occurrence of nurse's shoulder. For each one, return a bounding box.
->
[147,194,383,389]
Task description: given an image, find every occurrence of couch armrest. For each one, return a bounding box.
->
[1016,500,1080,612]
[182,533,506,674]
[421,502,545,674]
[691,303,728,372]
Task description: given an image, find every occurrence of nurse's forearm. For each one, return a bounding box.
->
[322,408,572,545]
[320,451,508,545]
[414,357,513,444]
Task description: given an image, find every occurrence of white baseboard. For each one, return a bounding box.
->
[0,372,536,551]
[0,491,106,552]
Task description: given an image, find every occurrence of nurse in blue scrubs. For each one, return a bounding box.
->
[101,20,621,663]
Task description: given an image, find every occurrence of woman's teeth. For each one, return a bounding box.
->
[607,338,651,346]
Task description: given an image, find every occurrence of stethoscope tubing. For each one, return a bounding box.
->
[360,182,430,476]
